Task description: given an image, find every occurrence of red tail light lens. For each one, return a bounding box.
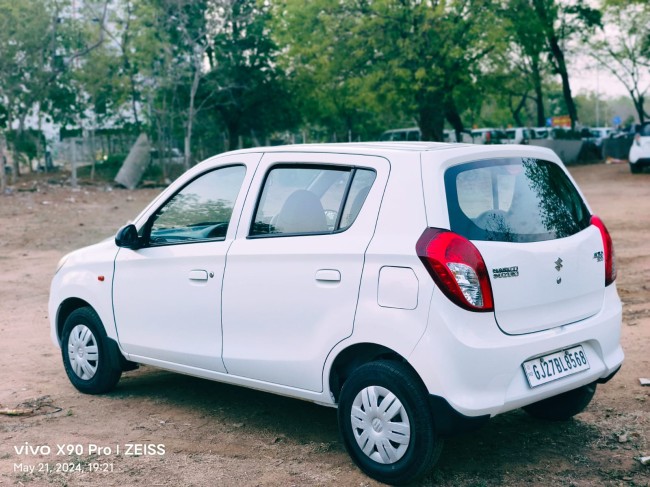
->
[590,215,616,286]
[416,228,494,312]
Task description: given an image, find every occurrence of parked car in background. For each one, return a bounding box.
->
[50,142,623,485]
[588,127,615,149]
[379,127,421,141]
[533,127,551,139]
[505,127,533,144]
[470,128,507,144]
[629,122,650,173]
[150,147,184,165]
[443,129,473,143]
[380,127,467,143]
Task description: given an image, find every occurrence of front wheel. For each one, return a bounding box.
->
[61,307,122,394]
[338,361,442,485]
[523,382,597,421]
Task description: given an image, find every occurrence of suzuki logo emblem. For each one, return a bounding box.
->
[555,258,563,271]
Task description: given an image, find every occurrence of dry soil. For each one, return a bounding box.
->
[0,163,648,486]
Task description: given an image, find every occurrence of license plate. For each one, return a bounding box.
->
[522,345,590,388]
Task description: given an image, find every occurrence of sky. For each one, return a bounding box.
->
[570,63,630,99]
[567,44,649,100]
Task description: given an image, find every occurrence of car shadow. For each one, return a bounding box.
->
[110,366,341,446]
[110,366,602,483]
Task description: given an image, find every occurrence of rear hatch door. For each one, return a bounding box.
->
[444,157,605,335]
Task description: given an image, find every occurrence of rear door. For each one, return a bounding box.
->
[221,152,389,392]
[443,157,605,335]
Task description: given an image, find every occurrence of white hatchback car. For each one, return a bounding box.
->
[629,122,650,173]
[50,142,623,485]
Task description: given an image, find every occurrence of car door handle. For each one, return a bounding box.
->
[315,269,341,282]
[189,270,209,281]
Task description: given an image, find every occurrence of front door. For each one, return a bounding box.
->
[112,155,259,371]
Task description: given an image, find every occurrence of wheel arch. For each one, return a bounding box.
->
[56,299,136,373]
[56,298,92,345]
[328,342,426,403]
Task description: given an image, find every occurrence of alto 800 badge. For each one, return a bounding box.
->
[492,266,519,279]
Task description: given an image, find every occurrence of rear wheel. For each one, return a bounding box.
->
[523,382,597,421]
[61,307,122,394]
[338,361,442,485]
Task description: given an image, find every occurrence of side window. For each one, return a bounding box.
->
[250,166,376,237]
[148,165,246,245]
[340,169,376,229]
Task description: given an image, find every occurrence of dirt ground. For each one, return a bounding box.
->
[0,162,648,487]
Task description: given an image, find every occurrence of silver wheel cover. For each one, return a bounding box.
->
[351,385,411,464]
[67,324,99,380]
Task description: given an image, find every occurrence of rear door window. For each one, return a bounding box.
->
[250,166,376,236]
[445,158,590,242]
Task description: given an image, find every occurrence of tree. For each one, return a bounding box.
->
[502,0,551,127]
[275,0,504,141]
[199,0,298,149]
[589,3,650,124]
[530,0,602,129]
[0,0,109,181]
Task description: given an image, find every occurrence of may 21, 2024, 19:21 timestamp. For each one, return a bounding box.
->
[14,461,114,474]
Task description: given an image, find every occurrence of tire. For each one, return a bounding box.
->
[61,307,122,394]
[523,382,597,421]
[338,361,442,485]
[630,163,641,174]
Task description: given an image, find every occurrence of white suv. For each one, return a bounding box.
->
[50,142,623,485]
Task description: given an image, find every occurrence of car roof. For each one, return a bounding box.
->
[214,141,558,160]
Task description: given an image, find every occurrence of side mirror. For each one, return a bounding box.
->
[115,224,141,249]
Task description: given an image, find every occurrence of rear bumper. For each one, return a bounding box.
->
[596,364,621,384]
[428,394,489,437]
[409,285,624,418]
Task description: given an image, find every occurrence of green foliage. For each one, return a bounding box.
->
[6,130,42,161]
[1,0,643,170]
[274,0,506,141]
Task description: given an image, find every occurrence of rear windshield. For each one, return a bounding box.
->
[445,158,590,243]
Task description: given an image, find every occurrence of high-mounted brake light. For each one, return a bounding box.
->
[590,215,616,286]
[416,228,494,312]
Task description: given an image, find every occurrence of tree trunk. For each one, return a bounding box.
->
[0,134,7,194]
[632,93,646,125]
[184,54,202,170]
[444,97,465,142]
[71,138,78,189]
[90,127,97,181]
[532,0,577,129]
[531,57,546,126]
[37,109,45,173]
[417,91,445,141]
[511,93,528,127]
[549,37,579,129]
[14,116,26,177]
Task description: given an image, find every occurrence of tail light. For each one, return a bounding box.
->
[416,228,494,311]
[590,216,617,286]
[634,134,641,146]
